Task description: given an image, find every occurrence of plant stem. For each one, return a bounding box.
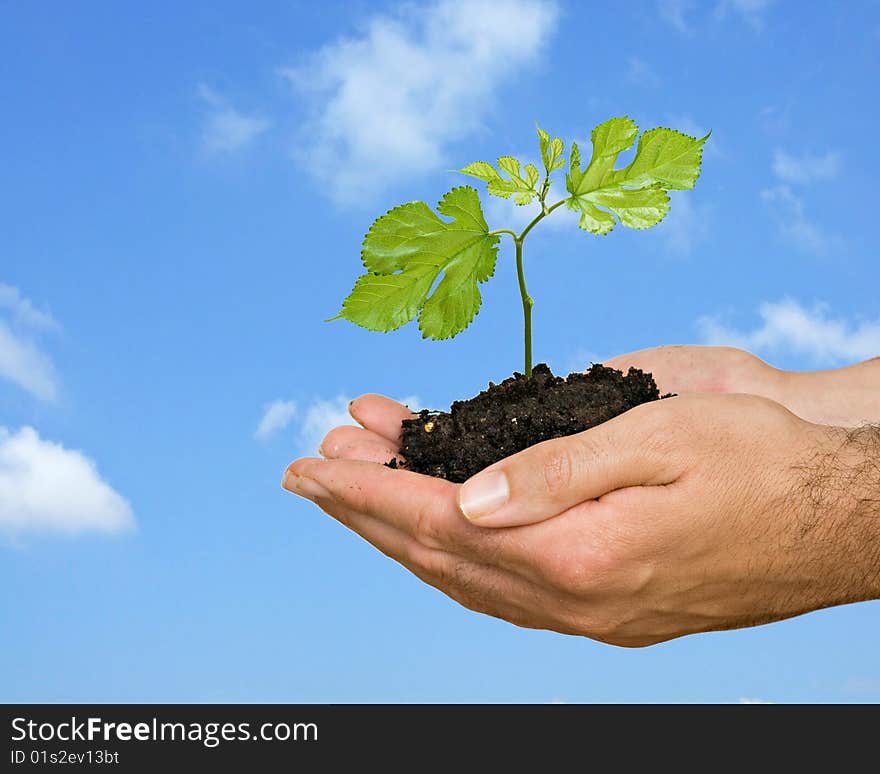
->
[514,237,533,377]
[490,200,568,376]
[489,228,519,239]
[511,199,565,376]
[518,198,566,242]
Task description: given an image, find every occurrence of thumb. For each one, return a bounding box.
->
[457,403,682,528]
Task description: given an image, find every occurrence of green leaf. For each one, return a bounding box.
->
[459,155,539,205]
[331,187,500,340]
[565,116,707,234]
[537,125,550,162]
[459,161,499,183]
[536,123,565,175]
[613,127,709,190]
[525,163,540,188]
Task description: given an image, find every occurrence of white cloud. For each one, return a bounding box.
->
[484,195,541,232]
[661,0,773,33]
[297,394,421,456]
[0,427,135,536]
[282,0,559,205]
[761,148,841,254]
[199,84,270,154]
[739,697,772,704]
[771,150,840,184]
[0,284,57,330]
[658,0,696,33]
[0,323,58,401]
[699,299,880,365]
[298,396,356,456]
[715,0,775,31]
[0,284,59,401]
[254,399,298,441]
[625,56,661,88]
[759,185,838,255]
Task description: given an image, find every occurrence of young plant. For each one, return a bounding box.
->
[331,116,708,376]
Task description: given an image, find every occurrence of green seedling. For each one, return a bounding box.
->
[331,116,708,376]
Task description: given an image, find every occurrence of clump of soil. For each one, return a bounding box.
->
[389,363,663,483]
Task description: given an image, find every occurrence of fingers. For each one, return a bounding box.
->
[456,402,685,528]
[320,425,399,463]
[332,441,399,464]
[284,457,430,568]
[282,465,552,629]
[348,394,417,443]
[283,457,513,562]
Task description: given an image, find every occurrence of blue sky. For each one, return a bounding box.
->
[2,0,879,703]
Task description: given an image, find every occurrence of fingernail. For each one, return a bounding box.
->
[282,470,331,500]
[459,470,509,521]
[295,476,331,500]
[282,470,298,492]
[317,443,328,458]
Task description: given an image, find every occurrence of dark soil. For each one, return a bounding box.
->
[389,363,663,483]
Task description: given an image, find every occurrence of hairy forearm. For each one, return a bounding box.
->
[780,357,880,426]
[796,424,880,608]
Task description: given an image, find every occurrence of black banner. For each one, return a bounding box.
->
[3,704,878,769]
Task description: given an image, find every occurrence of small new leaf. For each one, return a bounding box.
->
[460,155,539,205]
[537,124,565,175]
[565,116,707,234]
[331,186,499,340]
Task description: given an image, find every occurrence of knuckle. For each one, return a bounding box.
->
[540,442,579,498]
[399,541,438,575]
[413,500,444,550]
[320,425,348,452]
[414,501,507,561]
[629,399,688,455]
[415,549,448,583]
[540,546,600,594]
[547,555,590,592]
[537,528,632,596]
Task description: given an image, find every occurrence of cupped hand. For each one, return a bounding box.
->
[603,344,880,426]
[603,344,785,401]
[284,392,878,646]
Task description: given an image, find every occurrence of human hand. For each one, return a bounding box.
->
[602,345,784,399]
[285,393,880,646]
[604,345,880,426]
